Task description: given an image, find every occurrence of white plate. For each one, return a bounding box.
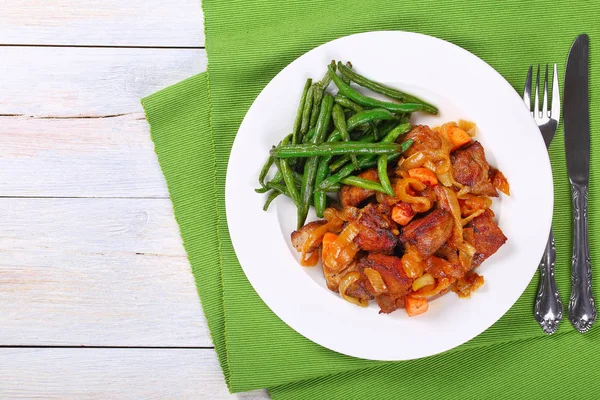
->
[226,31,552,361]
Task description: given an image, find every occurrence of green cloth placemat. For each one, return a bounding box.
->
[143,1,600,398]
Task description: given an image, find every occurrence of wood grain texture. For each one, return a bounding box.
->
[0,198,212,347]
[0,114,169,197]
[0,47,207,117]
[0,348,269,400]
[0,0,204,47]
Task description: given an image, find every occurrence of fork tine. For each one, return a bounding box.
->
[523,65,532,112]
[534,64,541,117]
[542,64,549,117]
[551,63,560,124]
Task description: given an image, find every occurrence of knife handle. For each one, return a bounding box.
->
[568,182,597,332]
[534,229,563,334]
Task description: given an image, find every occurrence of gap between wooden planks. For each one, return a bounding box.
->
[0,348,269,400]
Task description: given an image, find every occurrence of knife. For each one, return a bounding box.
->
[564,34,597,332]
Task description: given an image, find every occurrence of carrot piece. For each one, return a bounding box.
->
[322,232,338,257]
[404,296,429,317]
[408,167,438,186]
[447,126,472,151]
[490,168,510,196]
[391,202,415,226]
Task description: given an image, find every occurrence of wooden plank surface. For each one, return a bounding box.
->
[0,47,207,117]
[0,114,169,197]
[0,197,211,347]
[0,0,204,47]
[0,348,269,400]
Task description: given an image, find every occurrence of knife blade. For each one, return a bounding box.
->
[564,34,597,333]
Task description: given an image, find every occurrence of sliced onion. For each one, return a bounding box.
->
[412,273,435,291]
[461,209,485,226]
[395,178,432,213]
[401,248,425,278]
[364,268,388,295]
[338,272,368,307]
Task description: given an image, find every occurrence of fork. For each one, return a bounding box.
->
[523,64,564,334]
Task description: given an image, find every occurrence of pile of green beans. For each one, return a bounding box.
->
[257,61,436,229]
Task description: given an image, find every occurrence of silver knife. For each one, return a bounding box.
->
[564,34,597,332]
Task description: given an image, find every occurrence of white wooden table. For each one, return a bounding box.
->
[0,2,268,398]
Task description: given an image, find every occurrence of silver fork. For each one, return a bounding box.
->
[523,64,564,334]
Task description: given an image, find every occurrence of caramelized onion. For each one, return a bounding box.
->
[364,268,388,295]
[412,273,435,291]
[461,209,485,226]
[412,277,454,299]
[401,247,425,278]
[395,178,432,213]
[338,272,368,307]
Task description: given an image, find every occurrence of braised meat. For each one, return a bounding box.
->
[451,141,498,196]
[404,125,442,156]
[354,204,398,254]
[339,169,378,207]
[400,209,454,257]
[465,209,507,267]
[359,254,413,313]
[291,220,328,253]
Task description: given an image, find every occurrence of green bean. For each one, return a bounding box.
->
[318,149,404,191]
[341,61,352,84]
[263,190,282,211]
[314,155,332,217]
[334,94,364,113]
[328,65,423,114]
[300,85,314,135]
[292,78,312,144]
[309,64,335,129]
[382,122,412,143]
[303,128,315,143]
[314,94,334,144]
[377,155,395,196]
[299,157,318,228]
[319,61,335,89]
[298,94,334,228]
[277,135,302,207]
[332,103,359,169]
[337,61,438,115]
[309,83,323,129]
[311,94,334,218]
[329,136,377,171]
[258,155,274,188]
[271,142,402,158]
[339,176,389,193]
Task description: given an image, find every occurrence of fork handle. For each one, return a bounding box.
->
[534,229,563,334]
[568,182,597,332]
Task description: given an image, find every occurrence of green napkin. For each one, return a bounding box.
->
[142,1,600,398]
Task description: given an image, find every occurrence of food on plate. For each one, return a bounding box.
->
[257,61,508,316]
[256,61,436,228]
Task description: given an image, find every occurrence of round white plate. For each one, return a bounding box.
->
[226,31,552,361]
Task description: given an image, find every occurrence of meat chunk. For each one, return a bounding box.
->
[359,254,413,313]
[376,294,405,314]
[354,204,398,254]
[345,276,375,302]
[425,255,464,279]
[451,142,498,196]
[466,209,507,267]
[290,220,327,253]
[324,261,359,293]
[404,125,442,156]
[339,169,378,208]
[400,209,454,257]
